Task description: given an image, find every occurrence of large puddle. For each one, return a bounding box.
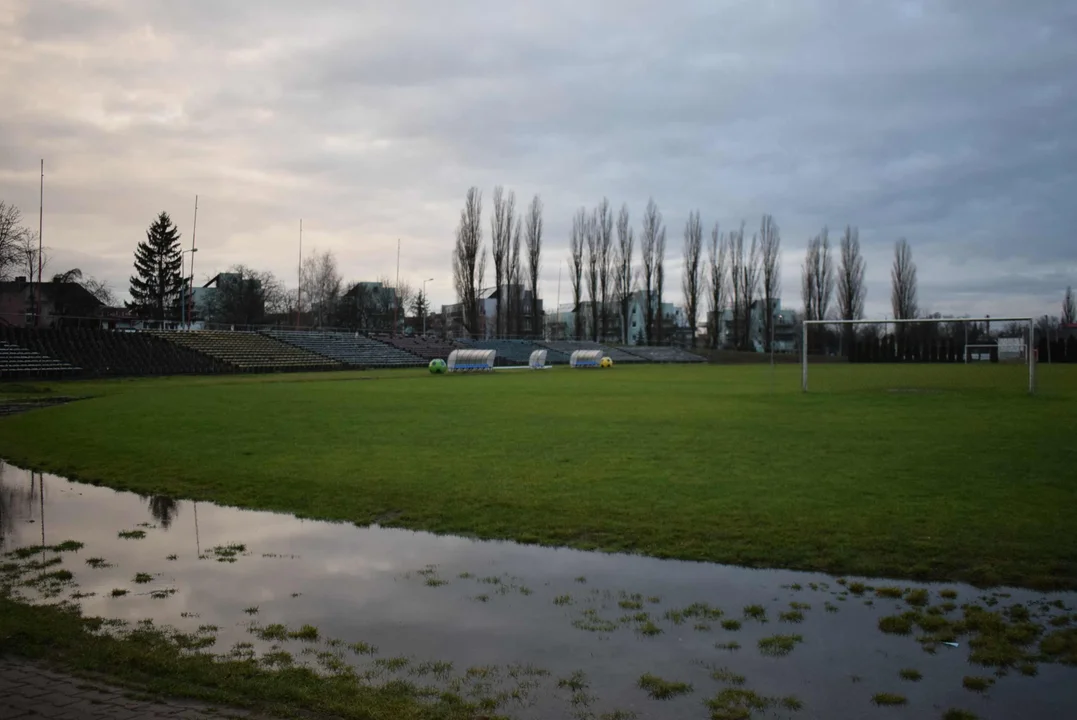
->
[2,460,1076,719]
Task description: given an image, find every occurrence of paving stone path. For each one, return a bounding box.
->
[0,657,262,720]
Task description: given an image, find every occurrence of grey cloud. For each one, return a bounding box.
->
[1,0,1074,317]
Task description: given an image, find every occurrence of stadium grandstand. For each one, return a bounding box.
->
[618,346,707,363]
[264,330,424,367]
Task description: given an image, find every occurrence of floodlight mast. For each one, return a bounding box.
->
[800,317,1036,395]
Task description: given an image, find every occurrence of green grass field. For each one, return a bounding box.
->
[1,363,1075,589]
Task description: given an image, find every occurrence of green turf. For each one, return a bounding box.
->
[1,363,1075,589]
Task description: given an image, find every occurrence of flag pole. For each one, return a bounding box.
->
[295,219,302,329]
[189,195,198,329]
[36,159,43,327]
[393,238,400,336]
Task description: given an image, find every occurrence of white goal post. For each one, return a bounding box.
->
[801,317,1036,394]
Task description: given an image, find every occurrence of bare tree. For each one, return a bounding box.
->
[639,199,663,345]
[1063,286,1076,325]
[16,231,49,285]
[654,222,667,345]
[397,280,415,329]
[725,224,743,348]
[595,198,614,342]
[890,237,918,322]
[569,208,587,341]
[507,213,522,336]
[584,207,600,341]
[258,271,287,316]
[682,210,703,348]
[300,249,342,327]
[0,200,29,281]
[759,214,781,353]
[837,225,867,356]
[83,276,117,306]
[615,204,634,344]
[490,186,514,337]
[51,267,82,283]
[706,222,728,348]
[801,228,834,352]
[737,230,760,351]
[452,187,485,337]
[525,195,543,337]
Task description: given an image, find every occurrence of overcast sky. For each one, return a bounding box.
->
[1,0,1074,318]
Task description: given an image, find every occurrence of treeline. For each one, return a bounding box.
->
[452,186,543,338]
[125,211,432,330]
[0,199,114,306]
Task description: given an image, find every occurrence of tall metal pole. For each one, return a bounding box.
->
[189,195,198,329]
[393,238,400,336]
[295,219,302,329]
[801,321,809,392]
[36,159,43,327]
[1028,319,1035,394]
[556,261,562,340]
[422,277,433,335]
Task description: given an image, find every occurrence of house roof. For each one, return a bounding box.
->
[0,280,103,308]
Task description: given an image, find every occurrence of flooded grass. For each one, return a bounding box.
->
[905,588,930,607]
[709,667,746,685]
[0,596,492,720]
[117,530,146,540]
[132,573,153,584]
[5,461,1077,719]
[287,624,319,642]
[705,687,788,719]
[109,588,127,597]
[942,710,979,720]
[637,673,692,700]
[962,675,994,692]
[872,692,907,706]
[86,557,111,568]
[742,604,767,622]
[757,634,803,657]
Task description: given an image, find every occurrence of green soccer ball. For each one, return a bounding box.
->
[429,358,447,374]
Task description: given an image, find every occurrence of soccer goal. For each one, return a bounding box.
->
[801,317,1036,394]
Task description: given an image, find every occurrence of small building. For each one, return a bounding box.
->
[0,278,104,328]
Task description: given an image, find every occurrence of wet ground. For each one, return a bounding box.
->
[2,460,1076,720]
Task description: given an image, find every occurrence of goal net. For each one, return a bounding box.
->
[801,317,1036,395]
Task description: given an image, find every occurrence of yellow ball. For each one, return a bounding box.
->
[600,356,613,368]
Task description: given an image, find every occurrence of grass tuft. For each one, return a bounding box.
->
[899,668,922,681]
[637,673,692,700]
[743,605,767,622]
[757,634,803,657]
[872,693,907,706]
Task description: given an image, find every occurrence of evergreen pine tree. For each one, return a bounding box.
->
[128,212,184,323]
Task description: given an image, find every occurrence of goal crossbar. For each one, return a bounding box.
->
[800,317,1035,394]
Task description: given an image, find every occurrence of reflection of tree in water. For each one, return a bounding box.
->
[0,465,35,549]
[148,496,180,530]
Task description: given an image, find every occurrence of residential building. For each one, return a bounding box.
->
[0,278,103,328]
[709,299,798,352]
[442,284,543,339]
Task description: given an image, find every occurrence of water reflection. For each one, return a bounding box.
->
[2,460,1076,720]
[147,496,180,530]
